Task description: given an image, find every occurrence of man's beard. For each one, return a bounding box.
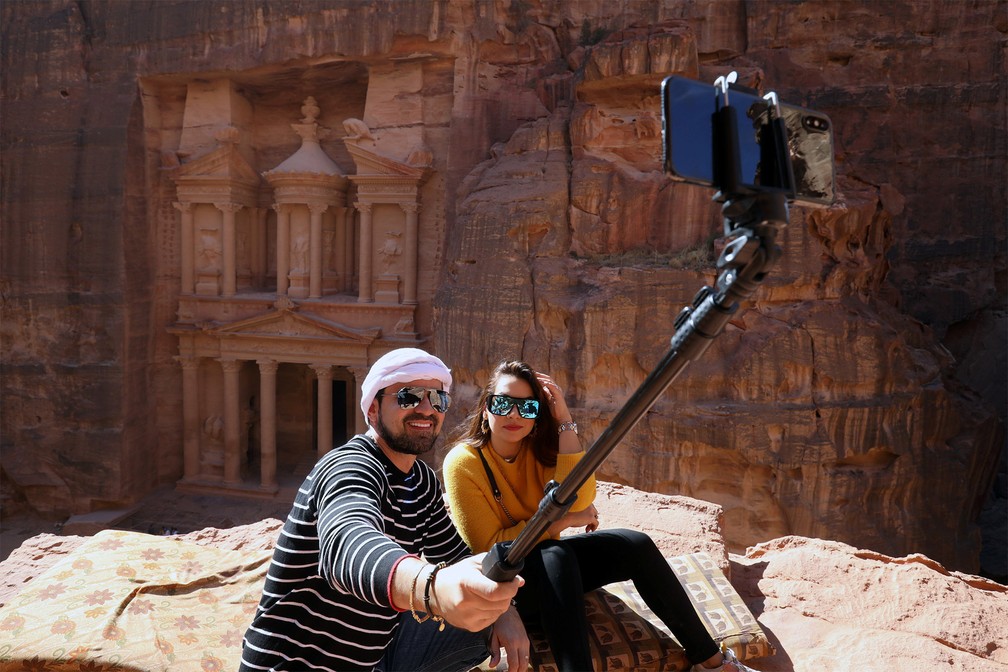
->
[376,411,440,456]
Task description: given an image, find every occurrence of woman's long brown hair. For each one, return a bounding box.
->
[452,360,560,467]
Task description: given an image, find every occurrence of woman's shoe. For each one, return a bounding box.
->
[692,646,758,672]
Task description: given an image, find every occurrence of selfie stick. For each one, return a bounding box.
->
[482,77,795,582]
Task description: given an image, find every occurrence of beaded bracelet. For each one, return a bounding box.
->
[409,563,431,624]
[424,562,448,631]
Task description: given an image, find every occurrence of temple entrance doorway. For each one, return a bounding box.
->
[313,368,355,455]
[274,363,318,482]
[242,363,356,488]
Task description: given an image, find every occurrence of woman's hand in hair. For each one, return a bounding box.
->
[535,372,572,424]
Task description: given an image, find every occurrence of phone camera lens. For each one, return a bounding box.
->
[802,116,829,132]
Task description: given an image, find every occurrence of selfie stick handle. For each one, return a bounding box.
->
[481,84,792,583]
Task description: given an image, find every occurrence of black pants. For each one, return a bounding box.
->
[515,528,720,672]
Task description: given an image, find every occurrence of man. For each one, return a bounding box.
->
[241,348,528,671]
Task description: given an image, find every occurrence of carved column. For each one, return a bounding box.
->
[257,359,278,491]
[357,202,373,302]
[216,202,242,297]
[309,203,327,299]
[332,206,345,291]
[275,204,291,295]
[255,206,269,288]
[402,202,419,305]
[174,201,195,294]
[312,364,333,458]
[343,206,355,293]
[220,358,242,485]
[177,356,201,481]
[350,365,369,433]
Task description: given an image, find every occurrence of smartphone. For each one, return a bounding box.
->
[661,75,835,206]
[778,101,836,205]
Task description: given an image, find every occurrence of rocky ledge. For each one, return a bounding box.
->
[2,482,1005,671]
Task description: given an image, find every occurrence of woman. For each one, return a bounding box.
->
[443,360,757,672]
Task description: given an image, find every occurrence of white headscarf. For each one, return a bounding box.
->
[360,347,452,425]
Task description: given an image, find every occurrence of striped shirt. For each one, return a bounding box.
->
[240,434,471,671]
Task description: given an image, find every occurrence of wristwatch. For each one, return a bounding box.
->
[557,421,578,435]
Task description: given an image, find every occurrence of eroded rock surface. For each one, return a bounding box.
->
[2,485,1005,671]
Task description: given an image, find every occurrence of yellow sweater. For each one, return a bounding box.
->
[442,441,596,554]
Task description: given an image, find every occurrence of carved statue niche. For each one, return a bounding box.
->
[378,229,403,274]
[374,228,403,304]
[197,229,222,271]
[195,217,222,295]
[287,230,311,299]
[200,415,225,477]
[291,234,310,273]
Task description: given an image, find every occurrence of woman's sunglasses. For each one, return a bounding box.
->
[380,387,451,413]
[486,394,540,419]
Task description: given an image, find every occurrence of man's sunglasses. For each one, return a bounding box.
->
[486,394,540,419]
[380,387,451,413]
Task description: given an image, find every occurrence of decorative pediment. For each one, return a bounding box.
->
[174,141,261,187]
[212,309,379,343]
[344,139,427,180]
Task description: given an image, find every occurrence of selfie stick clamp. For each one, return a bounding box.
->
[482,77,794,583]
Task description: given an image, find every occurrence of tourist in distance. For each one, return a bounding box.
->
[442,359,760,672]
[240,348,529,672]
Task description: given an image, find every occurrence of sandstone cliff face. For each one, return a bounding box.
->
[0,0,1004,578]
[433,3,1005,572]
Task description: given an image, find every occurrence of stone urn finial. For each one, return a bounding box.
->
[300,96,321,124]
[290,96,331,145]
[262,95,344,182]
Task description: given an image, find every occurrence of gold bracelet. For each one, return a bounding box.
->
[424,562,448,631]
[409,563,430,624]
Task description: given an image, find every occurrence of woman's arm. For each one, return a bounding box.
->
[545,502,599,537]
[537,372,597,520]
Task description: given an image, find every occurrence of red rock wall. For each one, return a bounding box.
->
[1,0,1003,574]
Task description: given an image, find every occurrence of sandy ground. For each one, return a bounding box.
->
[1,486,294,563]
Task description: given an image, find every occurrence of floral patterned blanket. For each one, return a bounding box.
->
[0,529,270,671]
[0,530,771,672]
